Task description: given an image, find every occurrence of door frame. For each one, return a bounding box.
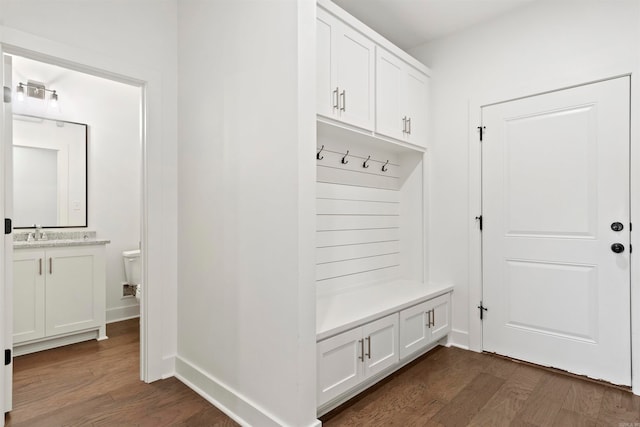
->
[468,74,640,394]
[0,25,170,396]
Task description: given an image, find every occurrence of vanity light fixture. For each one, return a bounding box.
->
[16,81,59,103]
[16,81,61,114]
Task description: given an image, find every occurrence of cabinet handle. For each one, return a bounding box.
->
[340,90,346,112]
[333,87,339,110]
[402,116,407,133]
[358,339,364,361]
[431,308,435,327]
[366,336,371,359]
[407,118,412,135]
[426,310,432,328]
[49,257,52,274]
[38,258,42,276]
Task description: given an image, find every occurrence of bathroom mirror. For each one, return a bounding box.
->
[13,114,88,228]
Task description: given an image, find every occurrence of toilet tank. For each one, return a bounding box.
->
[122,249,141,285]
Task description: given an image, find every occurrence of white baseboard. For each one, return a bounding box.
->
[446,328,470,350]
[161,355,176,379]
[175,355,318,427]
[106,305,140,323]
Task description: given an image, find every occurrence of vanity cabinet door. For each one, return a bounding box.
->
[13,250,46,344]
[45,246,105,336]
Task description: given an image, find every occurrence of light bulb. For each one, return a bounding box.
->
[16,84,24,102]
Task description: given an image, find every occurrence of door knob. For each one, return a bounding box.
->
[611,222,624,232]
[611,243,625,253]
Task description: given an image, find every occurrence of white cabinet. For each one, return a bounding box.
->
[399,293,451,360]
[376,48,428,148]
[317,313,398,406]
[317,7,375,130]
[13,245,106,351]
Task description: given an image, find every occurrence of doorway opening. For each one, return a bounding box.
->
[2,50,146,417]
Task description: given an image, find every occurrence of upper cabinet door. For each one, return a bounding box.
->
[376,49,405,141]
[335,25,375,130]
[316,9,375,131]
[316,8,338,119]
[375,48,429,148]
[404,67,428,147]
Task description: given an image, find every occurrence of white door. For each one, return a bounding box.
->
[45,247,102,336]
[362,314,398,377]
[335,23,374,130]
[13,250,45,344]
[1,50,14,418]
[376,48,405,141]
[399,301,430,359]
[482,77,631,386]
[316,328,363,406]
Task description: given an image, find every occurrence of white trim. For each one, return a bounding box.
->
[0,25,168,383]
[174,356,316,427]
[446,328,470,351]
[316,0,430,76]
[106,306,140,324]
[468,73,639,393]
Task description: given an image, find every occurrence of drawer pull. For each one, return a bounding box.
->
[49,257,52,274]
[358,339,364,361]
[365,336,371,359]
[38,258,42,276]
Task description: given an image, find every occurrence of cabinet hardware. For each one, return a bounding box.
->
[4,349,10,366]
[478,126,486,142]
[333,87,339,110]
[431,309,435,327]
[340,90,346,111]
[426,310,432,328]
[4,218,11,235]
[407,118,411,135]
[49,257,52,274]
[358,339,364,361]
[402,116,407,133]
[366,336,371,359]
[39,258,42,276]
[382,160,389,172]
[316,145,324,160]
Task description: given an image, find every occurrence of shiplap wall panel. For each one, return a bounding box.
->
[316,266,401,289]
[317,215,399,231]
[316,182,400,202]
[317,228,399,247]
[317,199,399,216]
[317,166,400,191]
[316,241,400,264]
[316,253,400,281]
[315,141,405,291]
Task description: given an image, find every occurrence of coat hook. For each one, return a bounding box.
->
[363,155,370,169]
[341,150,350,164]
[382,160,389,172]
[316,145,324,160]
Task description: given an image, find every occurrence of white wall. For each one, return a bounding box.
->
[409,0,640,351]
[0,0,178,381]
[176,0,317,426]
[12,57,142,322]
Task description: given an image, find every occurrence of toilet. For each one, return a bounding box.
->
[122,249,141,302]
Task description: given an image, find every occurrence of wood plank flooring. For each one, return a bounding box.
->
[321,346,640,426]
[5,319,237,427]
[5,321,640,426]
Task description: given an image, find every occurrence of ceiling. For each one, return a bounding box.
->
[331,0,535,51]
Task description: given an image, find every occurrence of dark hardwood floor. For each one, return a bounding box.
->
[321,346,640,426]
[5,319,237,427]
[5,320,639,426]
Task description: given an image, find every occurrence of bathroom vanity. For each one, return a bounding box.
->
[12,231,109,356]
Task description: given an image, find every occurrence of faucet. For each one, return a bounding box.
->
[33,224,41,241]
